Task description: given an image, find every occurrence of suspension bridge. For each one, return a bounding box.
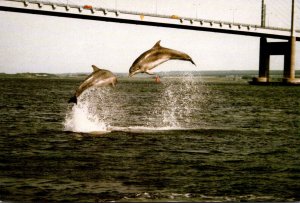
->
[0,0,299,84]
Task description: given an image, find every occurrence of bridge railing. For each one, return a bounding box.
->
[2,0,300,33]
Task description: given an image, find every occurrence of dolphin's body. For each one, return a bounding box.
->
[129,40,196,77]
[68,65,117,104]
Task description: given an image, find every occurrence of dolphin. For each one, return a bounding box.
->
[129,40,196,78]
[68,65,117,104]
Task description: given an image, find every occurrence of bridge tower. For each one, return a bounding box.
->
[261,0,266,27]
[284,0,297,83]
[252,0,299,85]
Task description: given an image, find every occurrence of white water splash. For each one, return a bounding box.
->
[63,75,207,133]
[158,73,206,128]
[63,101,108,133]
[63,88,117,133]
[161,87,180,127]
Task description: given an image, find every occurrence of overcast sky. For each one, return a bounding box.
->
[0,0,299,74]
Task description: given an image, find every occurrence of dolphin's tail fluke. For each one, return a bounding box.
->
[68,95,77,104]
[190,59,196,66]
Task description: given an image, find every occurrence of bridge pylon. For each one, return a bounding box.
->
[251,0,299,85]
[283,36,296,83]
[251,37,298,84]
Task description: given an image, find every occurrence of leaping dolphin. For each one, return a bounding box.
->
[129,40,196,78]
[68,65,117,104]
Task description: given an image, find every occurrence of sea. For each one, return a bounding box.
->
[1,74,300,202]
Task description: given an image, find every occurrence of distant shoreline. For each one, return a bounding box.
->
[1,70,300,84]
[1,70,299,78]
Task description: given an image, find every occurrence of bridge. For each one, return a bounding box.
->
[0,0,299,84]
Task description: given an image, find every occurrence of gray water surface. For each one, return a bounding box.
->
[1,77,300,202]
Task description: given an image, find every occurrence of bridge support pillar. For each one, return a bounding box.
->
[251,0,299,85]
[283,36,296,83]
[251,37,299,85]
[257,37,269,83]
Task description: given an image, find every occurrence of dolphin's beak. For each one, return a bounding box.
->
[129,70,137,77]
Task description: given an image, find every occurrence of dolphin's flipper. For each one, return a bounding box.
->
[68,95,77,104]
[145,70,155,75]
[111,81,116,87]
[92,65,100,72]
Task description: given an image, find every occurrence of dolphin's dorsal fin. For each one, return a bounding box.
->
[92,65,100,72]
[152,40,161,49]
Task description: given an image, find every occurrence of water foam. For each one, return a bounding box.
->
[63,101,108,133]
[110,126,185,133]
[63,88,114,133]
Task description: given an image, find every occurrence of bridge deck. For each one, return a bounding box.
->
[1,0,299,41]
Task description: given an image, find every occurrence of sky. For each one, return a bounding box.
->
[0,0,299,74]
